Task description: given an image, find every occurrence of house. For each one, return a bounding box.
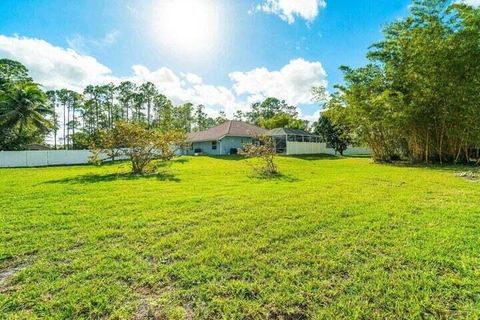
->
[266,128,326,155]
[186,120,267,155]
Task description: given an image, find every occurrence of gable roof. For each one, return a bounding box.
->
[24,143,51,150]
[266,128,319,137]
[188,121,267,142]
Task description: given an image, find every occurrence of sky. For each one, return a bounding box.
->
[0,0,477,121]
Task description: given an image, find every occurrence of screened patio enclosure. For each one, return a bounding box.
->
[266,128,326,155]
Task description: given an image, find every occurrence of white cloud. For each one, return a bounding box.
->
[255,0,326,24]
[0,35,114,91]
[67,30,119,54]
[101,30,120,46]
[192,84,244,116]
[126,65,242,116]
[229,58,327,106]
[182,72,203,85]
[459,0,480,6]
[0,35,326,121]
[129,65,182,90]
[66,35,86,53]
[301,110,322,123]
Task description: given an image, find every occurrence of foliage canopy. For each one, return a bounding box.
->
[91,122,186,175]
[322,0,480,163]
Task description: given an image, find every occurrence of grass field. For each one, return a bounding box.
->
[1,155,480,319]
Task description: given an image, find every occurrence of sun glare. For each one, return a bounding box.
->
[152,0,221,55]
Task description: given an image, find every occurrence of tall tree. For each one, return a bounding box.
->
[173,103,194,132]
[132,91,145,124]
[194,104,208,131]
[259,112,307,130]
[83,85,106,132]
[117,81,136,122]
[46,90,59,149]
[330,0,480,163]
[314,115,352,156]
[215,111,227,125]
[233,110,245,121]
[70,92,83,149]
[139,82,157,128]
[103,83,116,129]
[247,97,297,125]
[0,59,32,89]
[154,93,174,131]
[57,89,70,149]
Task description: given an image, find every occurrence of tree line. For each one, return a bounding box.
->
[0,59,311,151]
[45,84,226,150]
[4,0,479,163]
[319,0,480,164]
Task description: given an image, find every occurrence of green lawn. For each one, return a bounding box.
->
[1,156,480,319]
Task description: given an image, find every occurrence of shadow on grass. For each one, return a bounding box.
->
[383,161,478,173]
[287,154,343,161]
[209,155,245,161]
[172,157,190,164]
[248,172,300,183]
[343,155,373,159]
[182,155,245,161]
[44,171,180,185]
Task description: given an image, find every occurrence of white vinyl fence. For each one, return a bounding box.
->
[0,148,183,168]
[0,146,372,168]
[286,141,327,155]
[324,146,372,156]
[0,150,103,168]
[284,141,371,156]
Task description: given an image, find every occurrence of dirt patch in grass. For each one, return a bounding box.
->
[455,170,480,181]
[0,264,25,293]
[134,285,193,320]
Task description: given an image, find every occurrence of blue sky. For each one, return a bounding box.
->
[0,0,413,120]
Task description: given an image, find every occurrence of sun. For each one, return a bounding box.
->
[152,0,221,55]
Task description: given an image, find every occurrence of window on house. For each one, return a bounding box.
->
[212,141,217,150]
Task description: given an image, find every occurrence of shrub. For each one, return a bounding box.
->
[242,135,279,176]
[90,122,186,174]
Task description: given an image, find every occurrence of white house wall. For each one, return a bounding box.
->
[188,137,253,156]
[219,136,252,155]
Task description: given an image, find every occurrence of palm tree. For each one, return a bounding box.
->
[0,82,53,135]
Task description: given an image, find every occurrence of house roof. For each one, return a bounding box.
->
[266,128,319,137]
[24,143,51,150]
[188,121,267,142]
